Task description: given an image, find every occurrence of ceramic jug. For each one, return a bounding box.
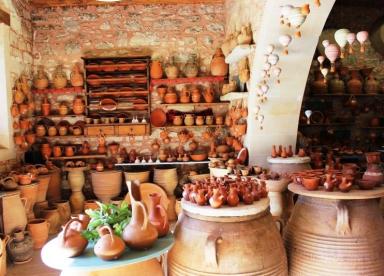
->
[6,229,33,264]
[148,193,169,237]
[57,218,88,257]
[94,225,126,260]
[70,63,84,87]
[210,48,228,77]
[73,96,85,115]
[150,60,163,79]
[0,191,28,235]
[33,65,49,90]
[203,86,215,103]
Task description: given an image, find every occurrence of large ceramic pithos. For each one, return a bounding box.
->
[91,170,122,203]
[6,229,34,264]
[284,192,384,275]
[168,199,288,275]
[18,183,38,220]
[36,174,51,203]
[67,167,87,213]
[0,234,9,276]
[0,191,28,235]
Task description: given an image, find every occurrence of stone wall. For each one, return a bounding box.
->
[32,4,225,75]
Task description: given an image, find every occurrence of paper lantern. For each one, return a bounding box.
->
[288,7,307,37]
[322,40,330,48]
[317,55,325,68]
[268,54,279,65]
[334,29,350,58]
[280,5,293,25]
[356,31,369,52]
[273,67,282,84]
[346,33,356,54]
[324,44,339,72]
[320,67,329,83]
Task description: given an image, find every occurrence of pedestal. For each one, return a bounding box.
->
[285,184,384,276]
[65,167,88,214]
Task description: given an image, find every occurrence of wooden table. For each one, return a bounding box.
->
[285,184,384,276]
[41,234,174,276]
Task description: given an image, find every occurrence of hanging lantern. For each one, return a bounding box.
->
[317,55,325,69]
[346,33,356,54]
[334,29,350,58]
[356,31,369,53]
[266,44,275,54]
[280,5,293,26]
[320,67,329,83]
[314,0,321,7]
[288,7,307,37]
[324,44,339,72]
[322,40,330,48]
[273,67,282,84]
[301,4,310,15]
[279,34,292,55]
[268,54,279,66]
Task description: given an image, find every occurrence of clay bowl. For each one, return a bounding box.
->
[302,176,320,191]
[150,108,167,127]
[190,152,208,161]
[356,179,377,190]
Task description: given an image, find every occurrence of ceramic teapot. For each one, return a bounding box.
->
[94,225,125,261]
[57,218,88,257]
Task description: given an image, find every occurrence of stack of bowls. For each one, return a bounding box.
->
[154,168,178,195]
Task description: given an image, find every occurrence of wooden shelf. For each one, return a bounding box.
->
[220,92,248,101]
[86,91,149,97]
[84,122,148,127]
[225,44,256,64]
[115,160,209,166]
[49,154,107,160]
[299,123,354,127]
[150,76,226,86]
[37,135,84,139]
[152,124,226,130]
[87,76,147,86]
[32,87,85,94]
[157,102,229,107]
[85,63,147,72]
[305,93,384,97]
[35,113,85,119]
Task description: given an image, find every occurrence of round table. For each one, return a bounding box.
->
[284,184,384,276]
[41,234,174,276]
[267,156,311,175]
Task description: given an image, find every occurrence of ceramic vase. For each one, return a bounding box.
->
[0,191,28,235]
[53,200,71,225]
[41,207,61,234]
[148,193,169,237]
[18,183,38,220]
[6,229,33,264]
[67,167,87,214]
[91,170,122,203]
[27,219,49,249]
[36,174,51,203]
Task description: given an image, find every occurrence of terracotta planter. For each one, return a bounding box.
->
[19,183,38,220]
[27,219,49,249]
[25,133,36,145]
[41,207,61,234]
[53,200,71,226]
[36,174,51,203]
[91,170,122,203]
[46,167,61,202]
[6,229,33,264]
[0,191,28,235]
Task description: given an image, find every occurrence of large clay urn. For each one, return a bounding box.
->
[210,48,228,77]
[148,193,169,237]
[36,174,51,203]
[53,200,71,226]
[33,65,49,90]
[0,191,28,235]
[122,201,158,250]
[70,63,84,87]
[91,170,122,203]
[41,207,61,234]
[94,225,126,261]
[27,219,49,249]
[6,229,33,264]
[150,60,163,79]
[18,183,38,220]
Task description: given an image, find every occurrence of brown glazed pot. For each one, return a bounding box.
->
[6,229,33,264]
[27,219,49,249]
[41,207,61,234]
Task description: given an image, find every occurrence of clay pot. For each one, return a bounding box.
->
[183,54,199,78]
[41,97,51,116]
[36,174,51,203]
[347,70,362,94]
[329,74,345,94]
[73,96,85,115]
[6,229,33,264]
[14,133,25,146]
[108,142,120,155]
[53,200,71,226]
[122,201,158,250]
[150,60,163,79]
[46,167,61,202]
[65,146,76,157]
[0,191,28,235]
[164,87,178,104]
[36,124,46,137]
[203,86,215,103]
[18,104,28,116]
[157,86,167,100]
[215,115,224,125]
[10,104,19,117]
[41,207,61,234]
[84,200,99,211]
[91,170,122,203]
[19,118,30,130]
[94,225,126,261]
[58,102,69,115]
[206,115,214,125]
[47,125,57,137]
[165,63,179,79]
[52,64,68,89]
[311,71,328,94]
[148,193,169,237]
[179,87,191,103]
[195,115,204,126]
[19,183,38,220]
[191,86,201,103]
[33,200,48,218]
[57,218,88,257]
[80,141,91,155]
[27,219,49,249]
[13,87,25,105]
[210,48,229,76]
[70,63,84,87]
[365,74,379,94]
[173,115,183,126]
[302,176,320,191]
[184,114,195,126]
[33,66,49,90]
[25,133,36,145]
[0,176,18,191]
[209,188,224,208]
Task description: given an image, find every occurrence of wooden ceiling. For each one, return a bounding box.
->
[31,0,223,8]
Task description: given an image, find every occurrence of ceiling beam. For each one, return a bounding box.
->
[31,0,223,8]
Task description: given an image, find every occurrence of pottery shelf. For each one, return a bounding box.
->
[49,154,107,160]
[220,92,249,101]
[36,135,85,140]
[115,160,210,166]
[87,103,148,110]
[150,76,226,87]
[87,76,148,87]
[34,113,85,119]
[225,44,256,64]
[299,123,354,127]
[152,124,227,130]
[32,87,85,94]
[84,123,149,136]
[86,91,149,97]
[158,102,229,107]
[84,63,147,72]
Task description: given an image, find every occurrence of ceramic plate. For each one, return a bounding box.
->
[125,182,169,211]
[150,108,167,127]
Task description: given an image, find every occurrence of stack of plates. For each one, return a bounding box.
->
[154,168,178,195]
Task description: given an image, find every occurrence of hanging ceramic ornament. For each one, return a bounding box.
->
[317,56,325,69]
[314,0,321,7]
[268,54,279,66]
[346,33,356,54]
[279,34,292,55]
[260,84,269,94]
[266,44,275,54]
[257,114,264,130]
[301,4,310,15]
[334,29,350,58]
[322,40,330,48]
[324,44,339,72]
[254,105,260,114]
[263,62,271,77]
[288,7,307,38]
[356,31,369,53]
[280,5,293,26]
[273,67,282,84]
[320,67,329,83]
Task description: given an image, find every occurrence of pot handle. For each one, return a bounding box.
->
[97,225,115,244]
[134,201,149,231]
[274,218,284,236]
[204,234,223,268]
[156,204,168,229]
[336,200,350,235]
[63,218,83,242]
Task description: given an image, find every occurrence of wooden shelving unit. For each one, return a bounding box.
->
[32,87,85,94]
[115,160,210,166]
[158,102,229,107]
[150,76,225,86]
[49,154,107,160]
[152,124,226,130]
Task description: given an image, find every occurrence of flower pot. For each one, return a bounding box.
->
[91,170,122,203]
[27,219,49,249]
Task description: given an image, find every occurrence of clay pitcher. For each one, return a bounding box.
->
[210,48,229,76]
[148,193,169,237]
[179,87,191,103]
[27,219,49,249]
[57,218,88,257]
[0,191,28,235]
[6,229,33,264]
[18,183,38,220]
[94,225,126,261]
[191,86,201,103]
[72,96,85,115]
[53,200,71,225]
[122,201,158,250]
[41,97,51,116]
[70,63,84,87]
[150,60,163,79]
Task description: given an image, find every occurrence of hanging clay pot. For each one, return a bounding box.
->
[210,48,228,77]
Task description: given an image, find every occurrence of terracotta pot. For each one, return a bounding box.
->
[41,143,52,159]
[157,86,167,100]
[6,229,33,264]
[122,201,158,250]
[36,125,46,137]
[195,115,204,126]
[73,96,85,115]
[10,104,19,117]
[27,219,49,249]
[108,143,120,155]
[124,171,150,184]
[33,200,48,218]
[210,48,229,76]
[65,146,76,157]
[41,207,61,234]
[184,114,194,126]
[205,115,214,125]
[52,65,68,89]
[67,168,86,213]
[70,63,84,87]
[0,191,28,235]
[215,115,224,125]
[47,126,57,137]
[36,174,51,203]
[41,97,51,116]
[0,176,17,191]
[183,54,199,78]
[33,66,49,90]
[46,167,61,202]
[25,133,36,145]
[57,218,88,257]
[19,183,38,220]
[53,200,71,226]
[80,141,91,155]
[150,60,163,79]
[84,200,99,211]
[365,75,379,94]
[164,88,178,104]
[19,118,30,130]
[165,64,179,79]
[18,104,28,116]
[58,102,69,115]
[191,86,201,103]
[18,173,33,185]
[173,115,183,126]
[94,225,126,261]
[91,170,122,203]
[203,86,215,103]
[347,70,362,94]
[53,145,63,157]
[329,74,345,94]
[179,87,191,103]
[311,71,328,94]
[14,133,25,146]
[148,193,169,237]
